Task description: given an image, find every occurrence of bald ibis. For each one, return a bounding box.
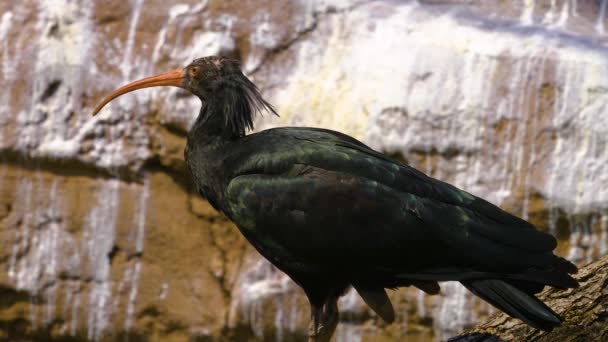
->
[93,56,578,341]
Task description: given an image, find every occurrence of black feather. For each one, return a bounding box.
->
[353,285,395,323]
[462,279,562,331]
[216,74,278,137]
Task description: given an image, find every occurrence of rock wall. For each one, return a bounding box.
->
[0,0,607,341]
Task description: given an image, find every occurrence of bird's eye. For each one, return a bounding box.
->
[189,66,199,77]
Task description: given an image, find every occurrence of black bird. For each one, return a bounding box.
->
[93,56,578,341]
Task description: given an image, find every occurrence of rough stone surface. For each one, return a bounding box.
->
[0,0,607,341]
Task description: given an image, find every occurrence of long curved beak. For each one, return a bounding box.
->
[92,68,185,116]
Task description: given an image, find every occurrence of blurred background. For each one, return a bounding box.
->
[0,0,607,341]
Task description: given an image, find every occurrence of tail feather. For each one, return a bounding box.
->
[462,279,561,331]
[515,256,579,294]
[353,285,395,323]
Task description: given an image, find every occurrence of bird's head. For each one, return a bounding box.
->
[182,56,245,98]
[92,56,276,136]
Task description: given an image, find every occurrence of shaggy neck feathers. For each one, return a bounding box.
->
[191,75,277,141]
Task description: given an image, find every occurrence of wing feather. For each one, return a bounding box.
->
[223,127,563,277]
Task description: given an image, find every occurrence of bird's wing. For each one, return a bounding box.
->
[227,164,426,268]
[224,128,562,278]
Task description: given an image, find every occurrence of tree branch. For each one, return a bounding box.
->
[450,255,608,342]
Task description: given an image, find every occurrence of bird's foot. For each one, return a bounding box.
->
[308,324,336,342]
[308,298,339,342]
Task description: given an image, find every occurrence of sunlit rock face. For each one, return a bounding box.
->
[0,0,607,341]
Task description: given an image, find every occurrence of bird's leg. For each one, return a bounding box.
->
[308,304,323,342]
[322,296,339,340]
[308,296,340,342]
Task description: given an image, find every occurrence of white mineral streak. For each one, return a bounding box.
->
[0,11,14,142]
[150,4,192,70]
[228,258,296,339]
[436,282,474,341]
[272,290,302,342]
[335,289,364,342]
[597,0,608,34]
[85,180,120,341]
[97,0,145,129]
[600,214,608,256]
[274,297,285,342]
[261,3,419,139]
[90,0,148,170]
[0,12,13,69]
[66,280,82,335]
[124,178,149,332]
[546,53,608,221]
[245,11,281,73]
[164,3,226,61]
[417,289,426,319]
[521,0,535,25]
[556,0,571,27]
[520,53,547,220]
[339,288,362,316]
[335,323,362,342]
[40,181,61,325]
[111,178,148,335]
[543,0,558,24]
[120,0,144,81]
[0,4,27,136]
[6,178,81,330]
[2,0,152,170]
[159,282,169,300]
[7,179,32,284]
[21,0,94,158]
[151,1,208,74]
[541,0,577,27]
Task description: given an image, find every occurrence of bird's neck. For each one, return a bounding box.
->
[184,83,274,211]
[189,105,233,145]
[185,102,240,211]
[188,86,258,144]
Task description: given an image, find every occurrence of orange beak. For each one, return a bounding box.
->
[92,68,185,116]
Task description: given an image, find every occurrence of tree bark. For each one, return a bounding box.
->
[450,256,608,342]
